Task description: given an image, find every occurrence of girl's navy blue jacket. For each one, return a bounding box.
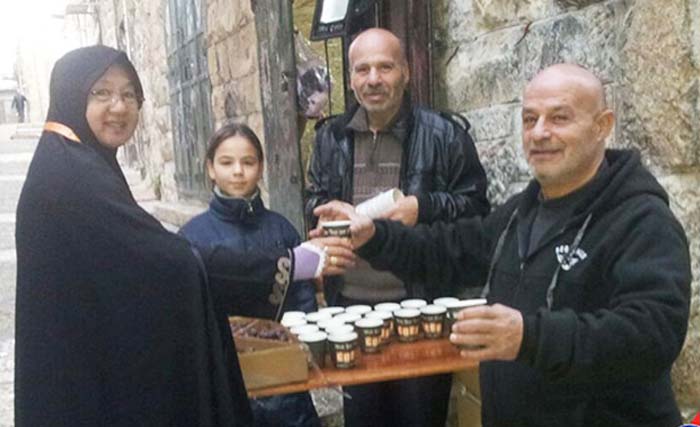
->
[180,191,317,317]
[179,190,320,427]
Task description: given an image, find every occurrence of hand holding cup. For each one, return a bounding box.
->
[449,303,524,361]
[312,200,376,250]
[305,236,356,276]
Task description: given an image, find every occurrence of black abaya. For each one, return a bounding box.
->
[15,46,284,426]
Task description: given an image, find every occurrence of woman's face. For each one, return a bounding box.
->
[207,134,263,198]
[85,65,139,148]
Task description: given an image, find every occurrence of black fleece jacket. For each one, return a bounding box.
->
[359,149,691,426]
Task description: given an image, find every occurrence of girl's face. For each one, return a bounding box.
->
[207,134,263,198]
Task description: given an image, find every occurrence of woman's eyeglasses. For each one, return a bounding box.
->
[89,89,140,107]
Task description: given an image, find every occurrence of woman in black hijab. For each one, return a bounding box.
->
[14,46,354,426]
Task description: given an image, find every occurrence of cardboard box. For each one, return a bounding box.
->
[230,317,309,391]
[453,369,481,427]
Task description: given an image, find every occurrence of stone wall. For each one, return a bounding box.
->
[93,0,268,204]
[433,0,700,415]
[206,0,268,198]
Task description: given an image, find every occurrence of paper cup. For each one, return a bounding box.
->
[281,311,306,322]
[334,312,362,324]
[305,311,333,324]
[433,297,459,307]
[374,302,401,313]
[317,318,346,332]
[345,304,372,316]
[319,306,345,316]
[325,324,354,336]
[355,188,404,219]
[299,331,328,368]
[328,332,358,369]
[280,317,307,328]
[290,324,320,336]
[394,308,422,342]
[401,299,428,309]
[365,310,394,344]
[420,305,447,339]
[355,318,383,353]
[445,298,488,341]
[320,220,352,238]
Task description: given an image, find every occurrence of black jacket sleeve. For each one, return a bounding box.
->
[414,113,490,223]
[357,215,501,298]
[195,243,293,318]
[304,124,334,231]
[518,200,691,384]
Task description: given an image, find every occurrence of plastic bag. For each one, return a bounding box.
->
[295,31,330,119]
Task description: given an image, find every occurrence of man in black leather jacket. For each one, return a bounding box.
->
[304,28,489,427]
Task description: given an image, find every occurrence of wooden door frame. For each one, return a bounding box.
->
[252,0,306,234]
[379,0,433,107]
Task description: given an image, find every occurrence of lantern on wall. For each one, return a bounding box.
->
[310,0,377,41]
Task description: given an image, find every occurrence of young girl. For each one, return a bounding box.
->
[179,123,322,427]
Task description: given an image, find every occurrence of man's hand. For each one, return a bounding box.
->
[312,200,376,250]
[449,303,524,361]
[305,236,356,276]
[383,195,418,226]
[309,199,349,238]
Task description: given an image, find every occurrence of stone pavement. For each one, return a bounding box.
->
[0,123,38,426]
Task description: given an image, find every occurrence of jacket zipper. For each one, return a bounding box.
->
[369,131,379,166]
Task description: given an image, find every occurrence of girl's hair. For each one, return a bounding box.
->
[205,123,264,163]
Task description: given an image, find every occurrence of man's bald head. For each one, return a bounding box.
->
[521,63,615,199]
[348,28,407,69]
[526,64,607,112]
[347,28,409,130]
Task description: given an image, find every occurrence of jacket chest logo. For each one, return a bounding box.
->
[555,244,588,271]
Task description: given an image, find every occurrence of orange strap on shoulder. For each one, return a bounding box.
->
[44,121,81,143]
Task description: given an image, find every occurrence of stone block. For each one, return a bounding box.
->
[465,103,520,142]
[432,0,476,48]
[160,161,179,203]
[228,26,258,79]
[554,0,605,9]
[211,74,262,123]
[519,2,618,83]
[210,87,227,124]
[618,0,699,170]
[693,0,700,68]
[216,41,232,83]
[471,0,553,30]
[246,111,265,146]
[207,49,222,87]
[673,328,700,413]
[440,25,524,111]
[207,1,238,45]
[475,136,531,205]
[237,0,254,27]
[658,172,700,412]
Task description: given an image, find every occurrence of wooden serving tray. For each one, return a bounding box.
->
[247,337,478,398]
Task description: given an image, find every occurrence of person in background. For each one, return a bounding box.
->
[304,27,490,427]
[14,45,354,427]
[314,63,692,427]
[179,123,322,427]
[12,91,28,123]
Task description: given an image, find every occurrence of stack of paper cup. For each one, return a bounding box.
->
[355,188,404,219]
